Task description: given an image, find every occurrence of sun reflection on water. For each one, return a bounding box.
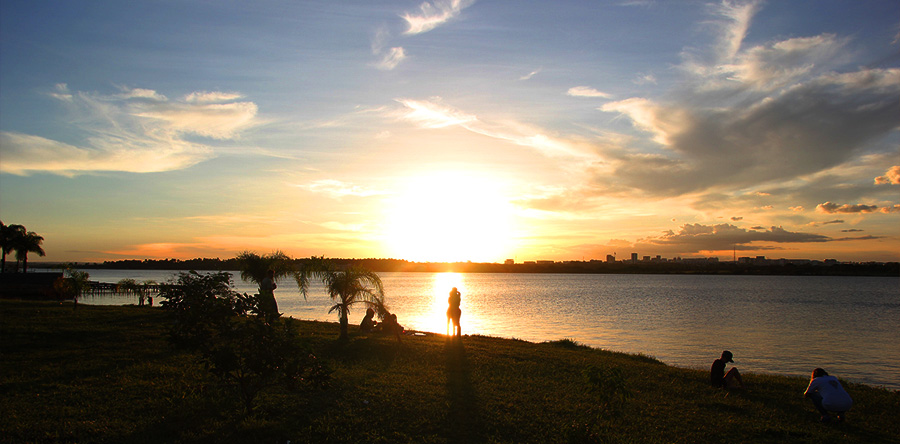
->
[425,272,466,334]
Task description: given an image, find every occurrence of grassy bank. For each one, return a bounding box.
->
[1,300,898,444]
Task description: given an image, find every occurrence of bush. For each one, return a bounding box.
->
[159,271,330,413]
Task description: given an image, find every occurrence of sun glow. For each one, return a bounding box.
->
[425,272,466,334]
[383,171,517,263]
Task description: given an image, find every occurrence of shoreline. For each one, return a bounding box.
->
[3,299,899,443]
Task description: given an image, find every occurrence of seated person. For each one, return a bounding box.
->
[379,313,403,342]
[804,368,852,423]
[360,308,377,332]
[710,350,744,389]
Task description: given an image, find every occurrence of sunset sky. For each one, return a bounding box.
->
[1,0,898,264]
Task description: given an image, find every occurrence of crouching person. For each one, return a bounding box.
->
[804,368,852,423]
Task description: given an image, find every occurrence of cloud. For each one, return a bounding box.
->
[0,86,259,176]
[731,216,742,221]
[639,223,830,253]
[633,73,657,85]
[841,229,864,233]
[184,91,244,103]
[875,165,900,185]
[881,204,900,213]
[519,68,542,81]
[375,47,407,70]
[816,202,879,214]
[590,1,900,198]
[567,86,613,99]
[132,100,258,140]
[395,98,477,128]
[47,83,73,101]
[299,179,385,198]
[808,219,844,227]
[721,34,849,91]
[790,206,804,212]
[598,68,900,196]
[0,131,212,176]
[402,0,475,35]
[395,98,587,158]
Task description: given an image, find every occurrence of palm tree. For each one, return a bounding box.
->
[14,231,45,273]
[236,250,296,287]
[236,250,301,321]
[304,261,386,340]
[0,222,26,273]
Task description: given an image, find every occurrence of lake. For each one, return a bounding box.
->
[66,269,900,390]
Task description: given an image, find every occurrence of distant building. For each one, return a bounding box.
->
[504,259,515,265]
[631,253,638,264]
[606,254,616,263]
[536,260,555,265]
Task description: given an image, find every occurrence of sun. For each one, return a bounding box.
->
[382,171,517,263]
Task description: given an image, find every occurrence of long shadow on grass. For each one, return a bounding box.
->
[444,338,485,443]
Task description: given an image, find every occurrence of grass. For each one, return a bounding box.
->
[1,300,898,444]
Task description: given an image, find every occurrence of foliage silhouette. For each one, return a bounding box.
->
[13,231,45,273]
[159,271,329,413]
[0,222,26,273]
[298,259,387,340]
[53,264,91,305]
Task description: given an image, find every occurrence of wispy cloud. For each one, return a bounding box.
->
[375,47,407,70]
[0,85,259,176]
[519,68,542,81]
[402,0,475,35]
[567,86,613,99]
[299,179,386,198]
[633,73,657,85]
[395,98,477,128]
[395,98,589,158]
[184,91,244,103]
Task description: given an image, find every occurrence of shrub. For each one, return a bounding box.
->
[159,271,330,413]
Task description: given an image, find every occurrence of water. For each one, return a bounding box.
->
[62,269,900,390]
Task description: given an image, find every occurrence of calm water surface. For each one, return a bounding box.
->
[70,269,900,390]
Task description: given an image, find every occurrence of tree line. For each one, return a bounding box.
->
[0,221,45,273]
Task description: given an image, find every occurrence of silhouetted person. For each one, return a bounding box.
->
[447,287,462,337]
[380,313,403,343]
[710,350,744,389]
[360,307,377,332]
[260,269,279,323]
[804,368,852,423]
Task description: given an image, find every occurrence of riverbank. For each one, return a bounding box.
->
[2,300,898,443]
[28,257,900,276]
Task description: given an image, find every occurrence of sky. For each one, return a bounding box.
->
[1,0,898,264]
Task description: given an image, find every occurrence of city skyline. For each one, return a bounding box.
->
[1,1,898,264]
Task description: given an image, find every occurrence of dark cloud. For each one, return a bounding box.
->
[841,229,864,233]
[598,69,900,196]
[817,202,879,214]
[832,235,884,241]
[731,216,742,221]
[637,223,830,253]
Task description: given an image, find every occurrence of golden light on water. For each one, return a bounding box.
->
[425,272,466,335]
